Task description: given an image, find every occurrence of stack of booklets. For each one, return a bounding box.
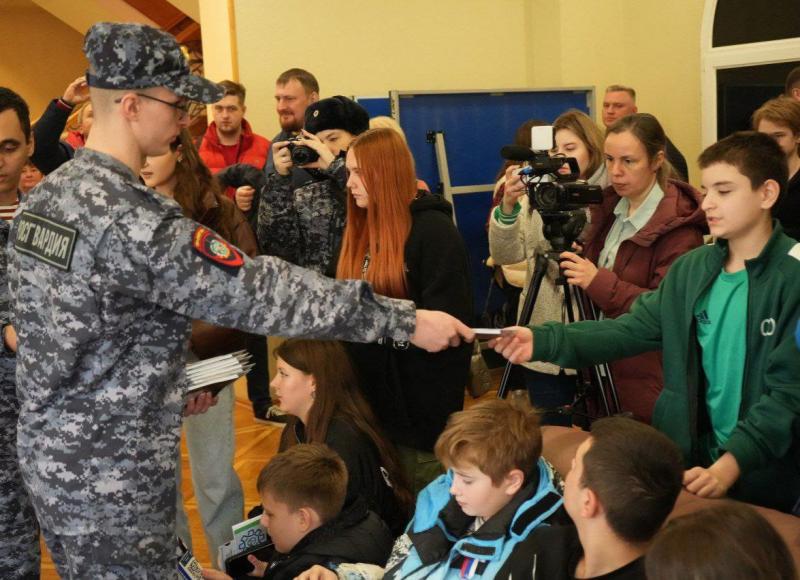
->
[186,350,253,395]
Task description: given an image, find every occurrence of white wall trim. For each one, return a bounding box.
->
[701,0,800,146]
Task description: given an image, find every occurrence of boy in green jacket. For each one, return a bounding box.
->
[492,131,800,514]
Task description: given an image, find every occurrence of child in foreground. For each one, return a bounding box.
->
[297,398,566,579]
[202,444,393,580]
[646,502,798,580]
[506,417,684,580]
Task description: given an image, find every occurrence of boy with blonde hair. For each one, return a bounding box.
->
[299,399,565,579]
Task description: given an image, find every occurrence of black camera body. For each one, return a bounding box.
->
[286,136,319,165]
[531,179,603,213]
[518,156,603,212]
[500,141,603,253]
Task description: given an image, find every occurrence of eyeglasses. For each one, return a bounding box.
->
[115,93,190,117]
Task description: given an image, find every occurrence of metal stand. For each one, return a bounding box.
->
[497,252,621,420]
[427,130,496,226]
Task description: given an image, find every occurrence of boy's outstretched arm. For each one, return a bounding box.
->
[492,286,665,368]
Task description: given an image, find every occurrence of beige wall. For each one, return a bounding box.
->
[199,0,237,83]
[234,0,532,139]
[0,1,86,123]
[232,0,705,181]
[529,0,704,183]
[0,0,706,181]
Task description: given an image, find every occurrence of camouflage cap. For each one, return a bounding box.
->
[83,22,224,104]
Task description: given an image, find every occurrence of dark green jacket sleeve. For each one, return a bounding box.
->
[531,284,664,367]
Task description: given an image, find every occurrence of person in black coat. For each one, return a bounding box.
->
[271,339,412,536]
[336,128,473,493]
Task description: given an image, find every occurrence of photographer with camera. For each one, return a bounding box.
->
[558,113,705,422]
[489,110,607,424]
[255,96,369,276]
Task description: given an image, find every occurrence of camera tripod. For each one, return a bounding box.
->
[497,244,622,422]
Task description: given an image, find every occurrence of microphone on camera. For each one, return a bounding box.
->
[500,145,538,162]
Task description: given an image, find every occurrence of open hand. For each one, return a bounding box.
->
[62,76,90,106]
[489,326,533,364]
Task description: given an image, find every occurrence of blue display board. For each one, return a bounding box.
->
[354,96,392,118]
[362,88,594,322]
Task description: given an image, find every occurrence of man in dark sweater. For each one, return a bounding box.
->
[501,418,683,580]
[202,444,392,580]
[602,85,689,181]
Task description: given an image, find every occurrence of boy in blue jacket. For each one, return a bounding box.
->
[298,399,565,579]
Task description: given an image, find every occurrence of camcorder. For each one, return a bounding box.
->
[286,136,320,165]
[500,125,604,253]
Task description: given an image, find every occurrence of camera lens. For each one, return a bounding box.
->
[290,145,319,165]
[534,182,560,211]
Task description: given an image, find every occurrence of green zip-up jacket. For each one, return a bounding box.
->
[530,223,800,512]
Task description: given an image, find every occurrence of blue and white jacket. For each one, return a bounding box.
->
[383,458,564,580]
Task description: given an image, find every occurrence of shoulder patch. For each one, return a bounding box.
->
[14,211,78,271]
[789,243,800,262]
[191,225,244,275]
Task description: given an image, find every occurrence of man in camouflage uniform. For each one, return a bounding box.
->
[8,22,471,579]
[0,87,39,580]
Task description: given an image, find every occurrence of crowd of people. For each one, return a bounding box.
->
[0,20,797,580]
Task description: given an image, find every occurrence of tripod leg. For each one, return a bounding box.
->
[569,285,621,416]
[497,253,549,399]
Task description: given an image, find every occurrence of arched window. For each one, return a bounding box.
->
[713,0,800,47]
[701,0,800,144]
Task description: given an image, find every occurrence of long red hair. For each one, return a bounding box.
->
[336,128,417,299]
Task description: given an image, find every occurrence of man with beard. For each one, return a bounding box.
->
[264,69,319,173]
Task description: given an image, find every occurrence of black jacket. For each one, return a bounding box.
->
[498,524,646,580]
[776,169,800,241]
[346,193,473,452]
[279,416,408,535]
[31,99,75,175]
[262,497,393,580]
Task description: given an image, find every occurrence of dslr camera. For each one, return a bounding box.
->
[286,136,319,165]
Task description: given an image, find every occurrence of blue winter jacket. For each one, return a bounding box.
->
[385,458,564,579]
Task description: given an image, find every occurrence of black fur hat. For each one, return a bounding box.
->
[304,96,369,136]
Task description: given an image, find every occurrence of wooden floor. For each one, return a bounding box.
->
[39,376,500,577]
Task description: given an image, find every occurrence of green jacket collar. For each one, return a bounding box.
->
[708,220,792,279]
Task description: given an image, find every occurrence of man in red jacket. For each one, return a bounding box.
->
[199,80,270,198]
[199,80,274,424]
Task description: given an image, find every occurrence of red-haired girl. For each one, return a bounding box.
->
[337,128,473,492]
